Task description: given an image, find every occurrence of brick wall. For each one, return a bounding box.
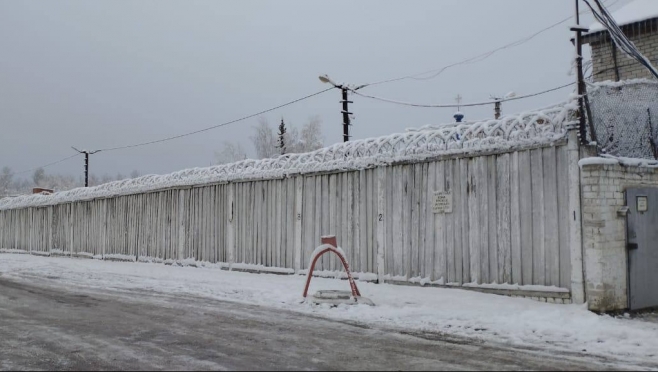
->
[580,162,658,311]
[588,21,658,82]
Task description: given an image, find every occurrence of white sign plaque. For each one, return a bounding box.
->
[433,190,453,213]
[637,196,648,212]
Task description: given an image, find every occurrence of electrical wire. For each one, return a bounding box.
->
[8,74,599,177]
[8,88,334,175]
[8,0,630,172]
[350,82,577,109]
[583,0,658,79]
[14,153,81,175]
[358,0,619,89]
[352,66,615,109]
[99,87,334,152]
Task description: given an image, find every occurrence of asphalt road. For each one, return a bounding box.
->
[0,276,624,371]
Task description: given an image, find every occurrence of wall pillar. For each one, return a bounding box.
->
[568,128,586,304]
[376,166,386,283]
[177,189,186,262]
[227,183,235,268]
[294,176,303,273]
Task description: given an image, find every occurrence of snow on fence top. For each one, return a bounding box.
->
[0,101,577,211]
[579,154,658,168]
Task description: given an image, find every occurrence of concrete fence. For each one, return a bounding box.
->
[1,103,587,303]
[5,95,654,312]
[0,144,581,301]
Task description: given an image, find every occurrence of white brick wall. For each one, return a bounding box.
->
[588,22,658,82]
[580,163,658,311]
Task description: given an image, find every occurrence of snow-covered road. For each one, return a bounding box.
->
[0,275,615,371]
[0,254,656,370]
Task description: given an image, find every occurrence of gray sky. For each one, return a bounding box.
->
[0,0,629,179]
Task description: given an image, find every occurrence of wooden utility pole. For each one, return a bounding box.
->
[571,0,596,144]
[318,75,354,142]
[341,87,352,142]
[648,108,658,160]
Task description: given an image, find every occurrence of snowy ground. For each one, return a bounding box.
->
[1,254,657,370]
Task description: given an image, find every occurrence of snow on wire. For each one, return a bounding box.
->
[0,101,578,211]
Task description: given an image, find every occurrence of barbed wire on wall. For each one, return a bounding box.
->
[0,100,578,211]
[586,80,658,160]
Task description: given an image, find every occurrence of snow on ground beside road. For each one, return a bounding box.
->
[1,254,657,367]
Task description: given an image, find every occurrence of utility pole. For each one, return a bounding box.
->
[72,147,101,187]
[571,0,596,144]
[648,108,657,160]
[341,87,352,142]
[319,75,357,142]
[490,92,516,120]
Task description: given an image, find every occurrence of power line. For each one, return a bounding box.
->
[583,0,658,79]
[353,67,613,110]
[14,153,81,175]
[99,87,335,152]
[6,1,625,173]
[71,147,101,187]
[357,0,619,89]
[350,81,577,109]
[7,88,334,176]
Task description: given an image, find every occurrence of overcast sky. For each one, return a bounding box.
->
[0,0,629,180]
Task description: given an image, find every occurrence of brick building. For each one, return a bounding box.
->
[583,0,658,82]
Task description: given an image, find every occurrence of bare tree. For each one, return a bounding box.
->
[284,126,300,153]
[32,168,46,187]
[12,178,31,194]
[0,167,14,196]
[215,141,247,165]
[101,174,114,184]
[130,170,141,179]
[247,116,324,157]
[298,116,324,152]
[250,118,278,159]
[88,174,100,187]
[45,174,79,191]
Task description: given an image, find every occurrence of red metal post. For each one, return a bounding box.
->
[303,235,362,299]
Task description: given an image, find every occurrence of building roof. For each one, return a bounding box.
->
[588,0,658,34]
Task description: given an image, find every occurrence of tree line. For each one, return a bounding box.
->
[214,116,324,164]
[0,166,141,198]
[2,116,325,197]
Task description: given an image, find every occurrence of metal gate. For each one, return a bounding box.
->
[627,188,658,310]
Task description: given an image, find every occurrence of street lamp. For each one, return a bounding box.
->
[319,75,352,142]
[318,75,333,85]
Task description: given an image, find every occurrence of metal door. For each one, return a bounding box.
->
[627,188,658,310]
